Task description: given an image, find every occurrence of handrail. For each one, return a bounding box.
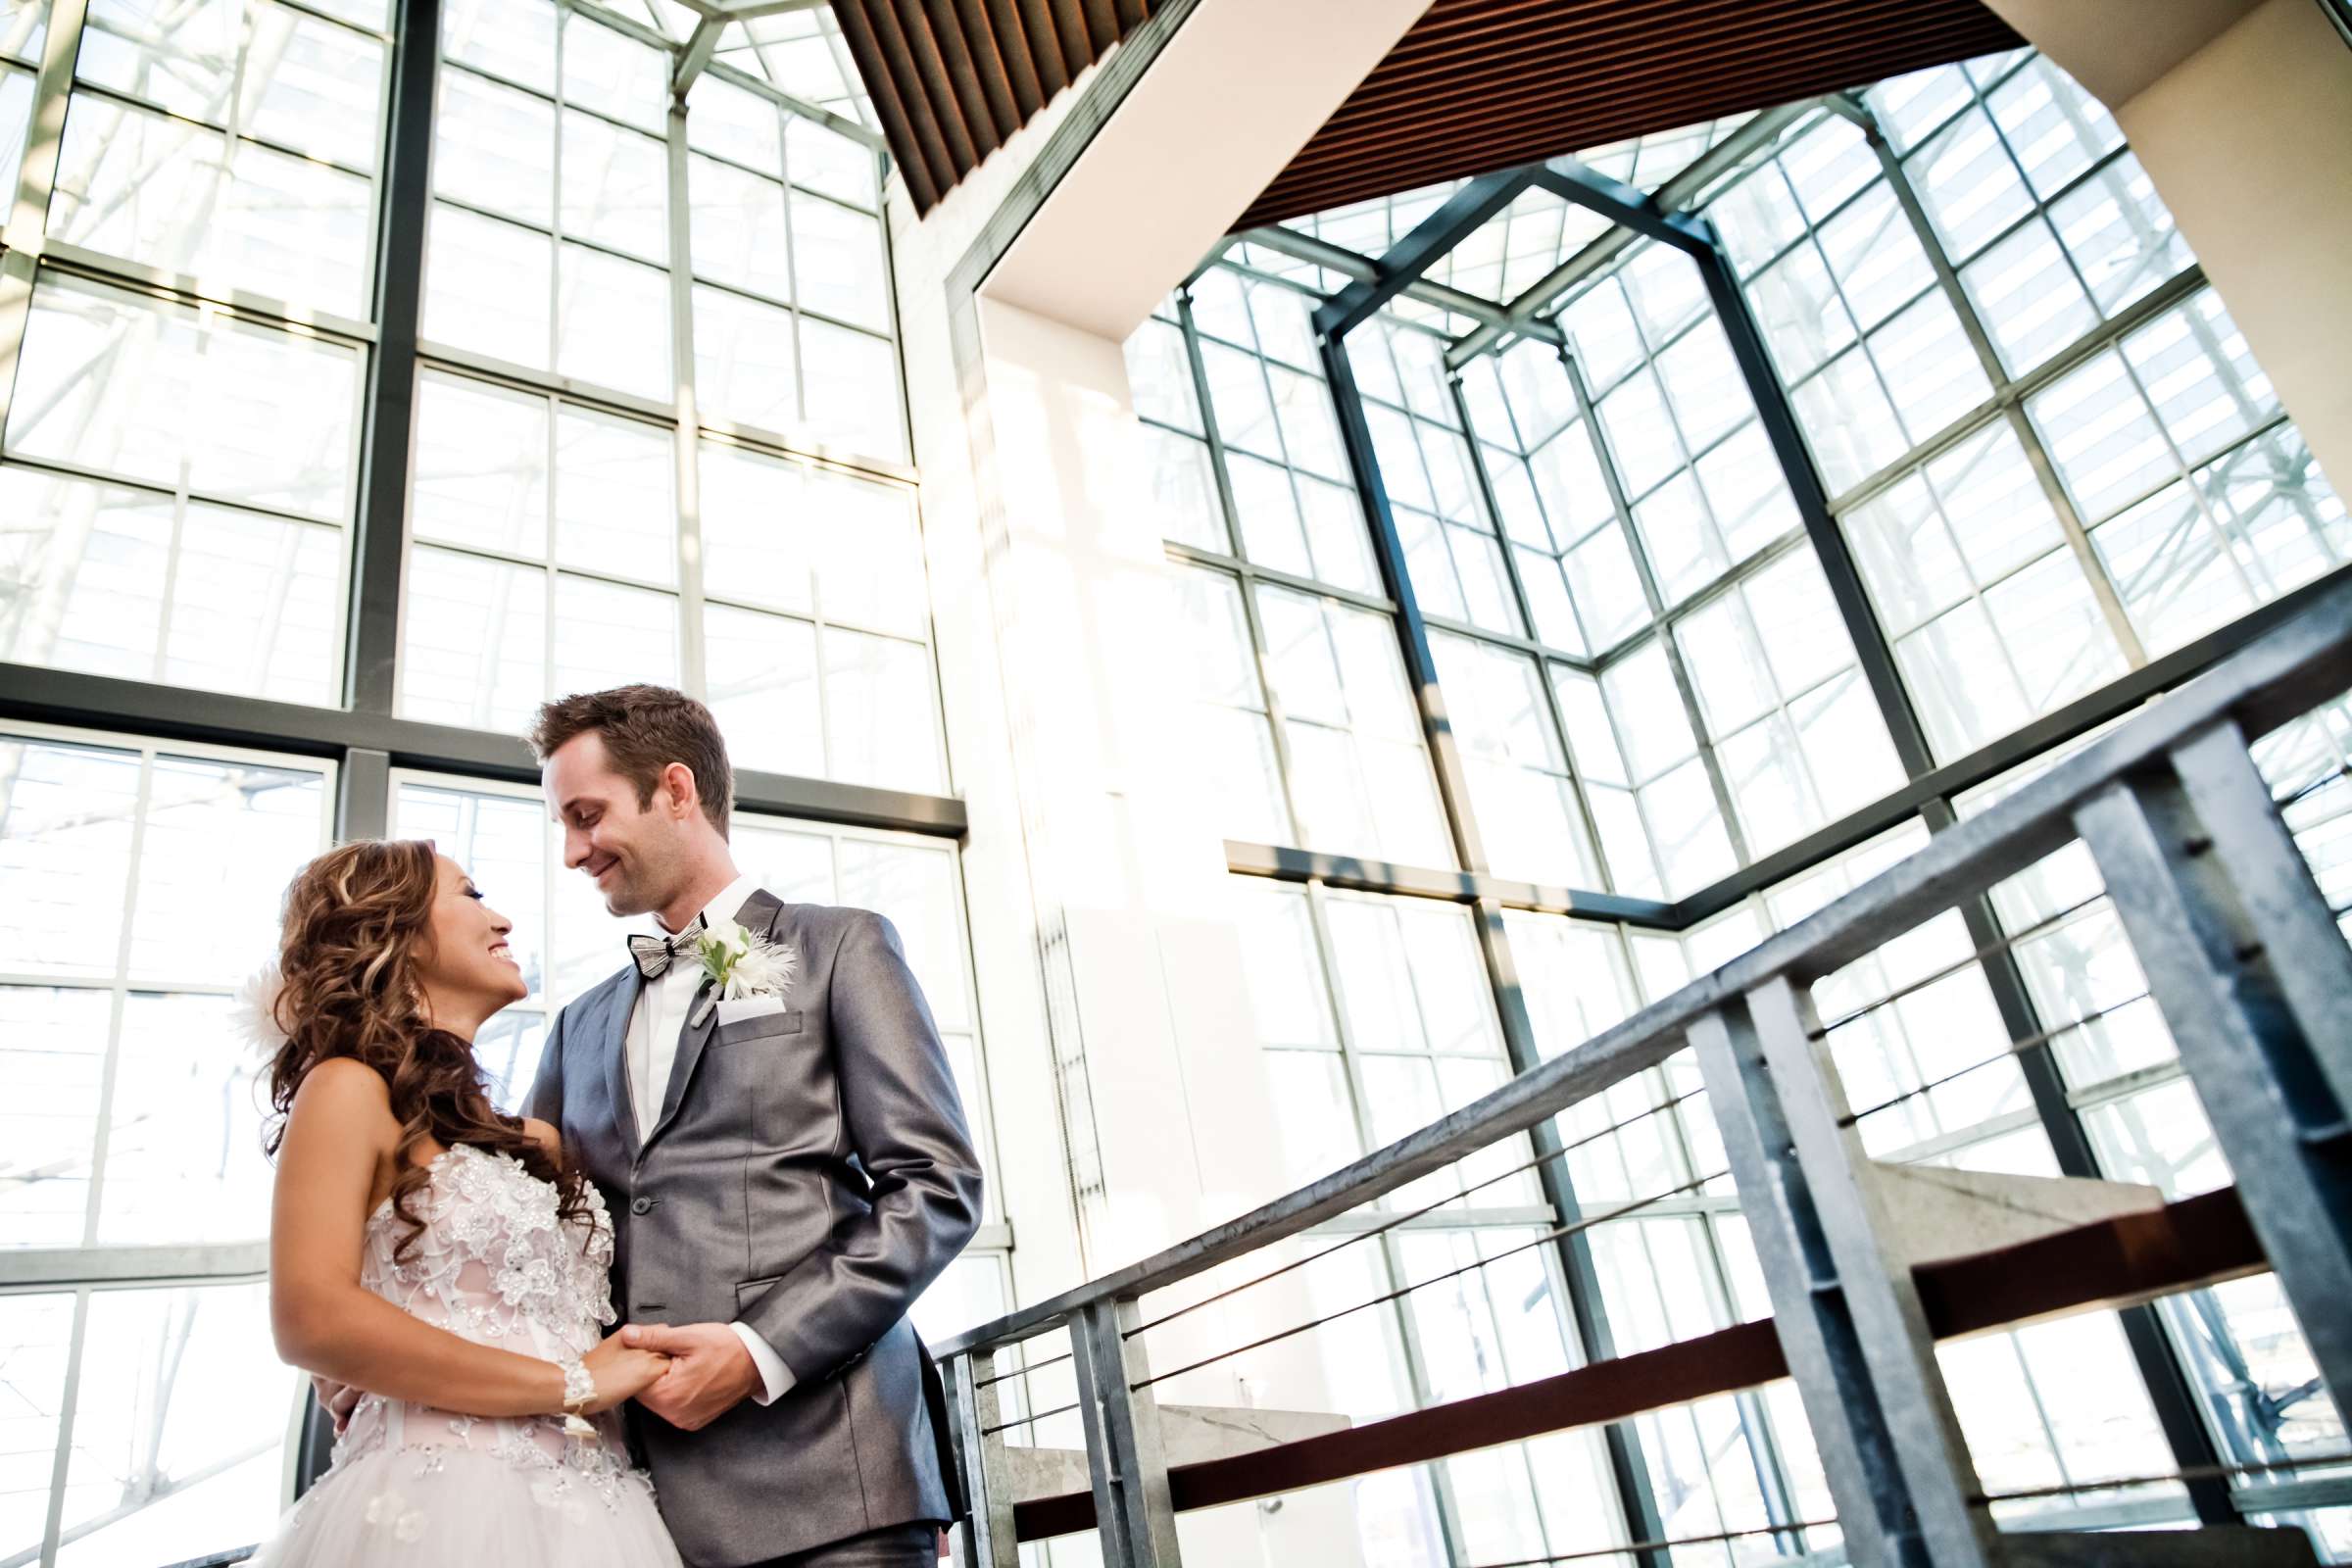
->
[933,570,2352,1362]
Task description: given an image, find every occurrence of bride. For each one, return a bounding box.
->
[243,838,682,1565]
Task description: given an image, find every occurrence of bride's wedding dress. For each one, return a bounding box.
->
[249,1144,683,1566]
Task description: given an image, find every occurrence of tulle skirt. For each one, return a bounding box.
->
[247,1437,683,1567]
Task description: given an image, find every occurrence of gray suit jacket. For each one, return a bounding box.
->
[528,891,982,1567]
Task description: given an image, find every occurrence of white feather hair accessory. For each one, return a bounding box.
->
[230,961,291,1058]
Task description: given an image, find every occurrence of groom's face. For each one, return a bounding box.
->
[546,730,686,917]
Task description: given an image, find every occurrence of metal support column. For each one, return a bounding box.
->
[1690,981,2002,1568]
[1474,900,1675,1568]
[1528,157,2250,1526]
[2074,750,2352,1416]
[345,0,440,715]
[1068,1297,1181,1566]
[1318,333,1494,875]
[1324,310,1674,1568]
[948,1348,1019,1568]
[336,746,392,841]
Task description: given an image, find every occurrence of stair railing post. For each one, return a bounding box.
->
[1069,1296,1181,1566]
[2073,738,2352,1417]
[948,1347,1019,1568]
[1690,984,2002,1568]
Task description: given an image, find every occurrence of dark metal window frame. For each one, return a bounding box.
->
[1181,102,2335,1537]
[0,0,961,845]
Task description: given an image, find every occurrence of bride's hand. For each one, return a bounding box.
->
[580,1334,671,1413]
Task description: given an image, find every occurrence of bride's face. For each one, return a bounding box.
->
[416,855,529,1010]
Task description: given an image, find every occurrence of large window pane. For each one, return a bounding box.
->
[50,98,374,317]
[0,729,327,1251]
[8,275,361,518]
[1257,586,1451,868]
[1432,632,1592,887]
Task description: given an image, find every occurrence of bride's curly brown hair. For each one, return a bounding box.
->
[262,839,590,1260]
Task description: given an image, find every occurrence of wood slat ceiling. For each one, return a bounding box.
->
[830,0,2023,232]
[1239,0,2023,231]
[827,0,1156,216]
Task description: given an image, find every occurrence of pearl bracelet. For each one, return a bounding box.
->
[558,1355,597,1439]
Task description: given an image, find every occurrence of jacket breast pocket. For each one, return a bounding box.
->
[713,1007,804,1046]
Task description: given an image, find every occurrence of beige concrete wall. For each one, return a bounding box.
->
[1986,0,2352,485]
[987,0,1431,342]
[890,40,1376,1561]
[889,83,1097,1329]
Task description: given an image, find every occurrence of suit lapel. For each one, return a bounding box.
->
[598,968,646,1164]
[642,888,786,1154]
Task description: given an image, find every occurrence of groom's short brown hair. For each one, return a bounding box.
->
[528,685,734,838]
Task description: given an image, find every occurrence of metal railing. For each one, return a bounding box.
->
[934,575,2352,1568]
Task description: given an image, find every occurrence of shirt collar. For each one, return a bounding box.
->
[653,871,763,939]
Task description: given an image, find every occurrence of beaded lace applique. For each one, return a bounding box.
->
[302,1145,653,1520]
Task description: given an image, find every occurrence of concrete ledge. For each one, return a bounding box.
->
[1867,1161,2168,1271]
[1004,1403,1353,1502]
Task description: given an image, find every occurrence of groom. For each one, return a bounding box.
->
[526,684,980,1568]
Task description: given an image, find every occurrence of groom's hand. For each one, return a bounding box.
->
[621,1322,760,1431]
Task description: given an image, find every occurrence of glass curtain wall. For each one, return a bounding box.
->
[1137,43,2347,1566]
[1,725,334,1568]
[0,0,997,1562]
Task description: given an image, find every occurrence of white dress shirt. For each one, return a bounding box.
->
[628,871,796,1404]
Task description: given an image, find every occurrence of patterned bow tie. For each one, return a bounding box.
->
[627,922,704,981]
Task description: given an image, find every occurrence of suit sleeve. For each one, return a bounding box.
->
[525,1004,566,1129]
[735,911,983,1381]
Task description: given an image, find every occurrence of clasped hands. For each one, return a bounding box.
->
[310,1321,759,1437]
[605,1321,762,1431]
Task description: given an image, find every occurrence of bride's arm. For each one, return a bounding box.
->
[270,1057,659,1418]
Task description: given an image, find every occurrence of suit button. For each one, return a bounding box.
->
[631,1196,655,1215]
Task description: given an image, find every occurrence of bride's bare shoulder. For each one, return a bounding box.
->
[287,1056,395,1125]
[277,1058,403,1180]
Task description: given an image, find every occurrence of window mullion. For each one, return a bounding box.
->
[79,744,157,1250]
[666,98,706,699]
[345,0,439,713]
[1178,289,1313,849]
[0,0,90,471]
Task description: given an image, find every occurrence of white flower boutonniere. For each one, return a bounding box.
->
[690,919,797,1026]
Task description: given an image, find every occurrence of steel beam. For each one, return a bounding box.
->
[1317,333,1494,874]
[1532,160,1711,253]
[1685,215,1941,785]
[1319,237,1679,1564]
[1311,168,1541,342]
[0,662,971,837]
[674,13,723,97]
[1222,839,1677,926]
[1476,902,1674,1568]
[1234,224,1561,343]
[346,0,441,716]
[336,746,393,841]
[1445,103,1819,369]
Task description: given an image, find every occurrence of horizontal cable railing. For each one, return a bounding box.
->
[937,575,2352,1568]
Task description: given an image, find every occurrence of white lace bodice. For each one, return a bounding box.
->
[320,1144,651,1524]
[359,1143,616,1351]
